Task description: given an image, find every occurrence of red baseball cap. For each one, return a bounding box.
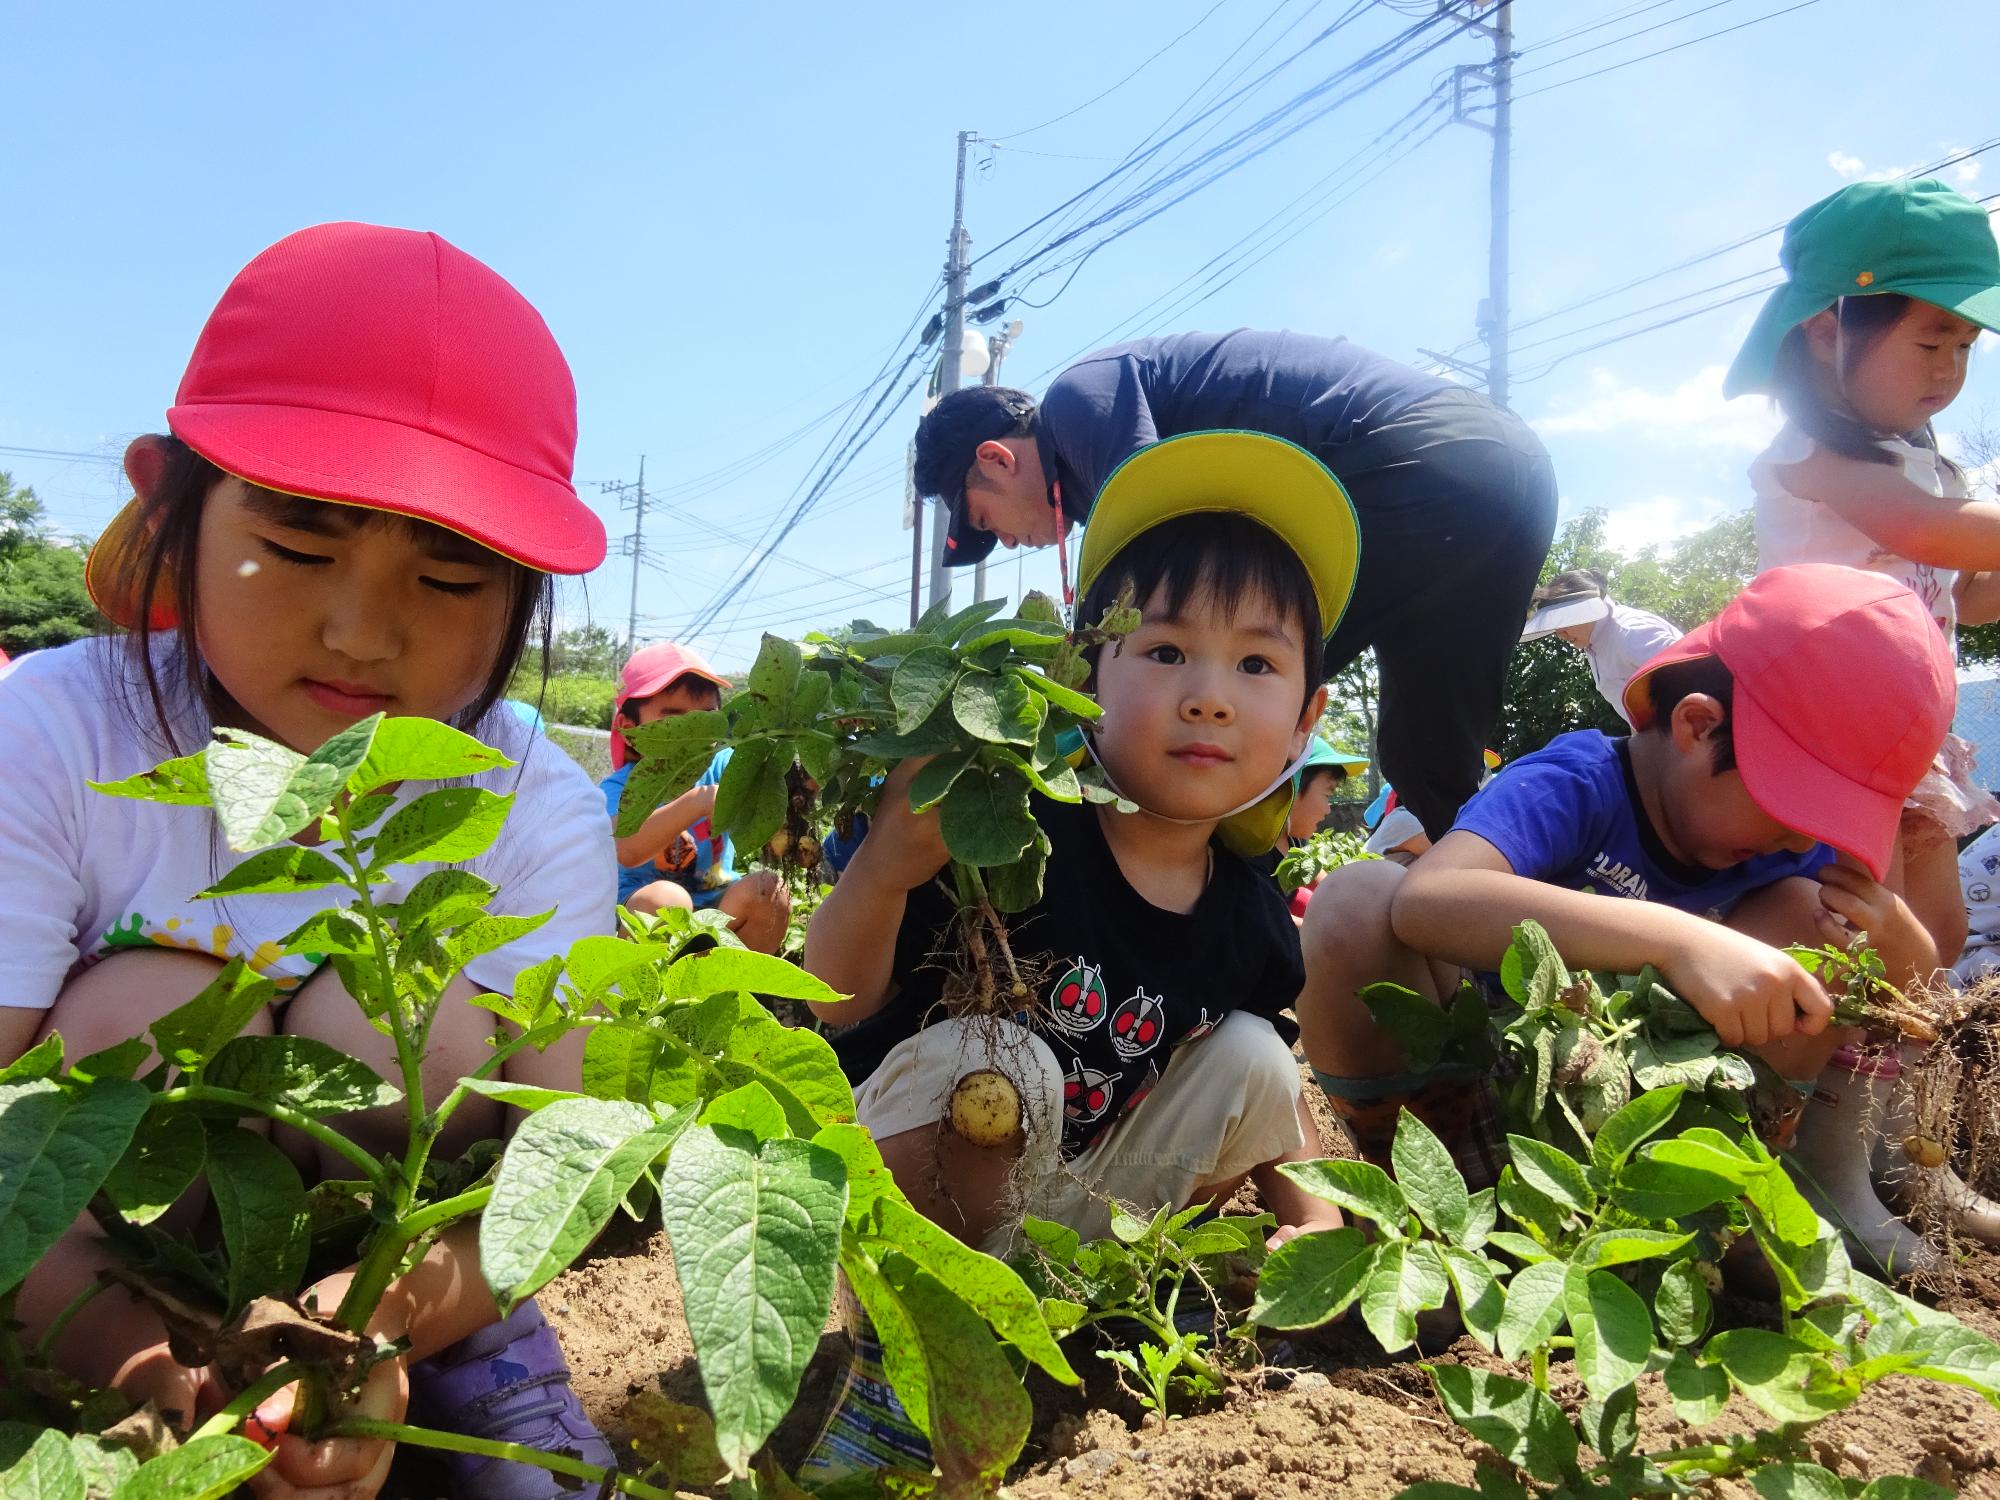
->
[1622,564,1953,880]
[87,222,606,629]
[611,643,732,769]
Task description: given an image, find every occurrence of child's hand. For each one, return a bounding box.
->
[851,758,950,892]
[1660,923,1833,1048]
[1814,863,1941,985]
[246,1354,405,1499]
[1268,1208,1344,1251]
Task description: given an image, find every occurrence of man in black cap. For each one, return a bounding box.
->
[914,328,1557,838]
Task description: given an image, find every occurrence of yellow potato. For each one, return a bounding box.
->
[948,1068,1024,1148]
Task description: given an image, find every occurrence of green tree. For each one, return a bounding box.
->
[0,473,103,654]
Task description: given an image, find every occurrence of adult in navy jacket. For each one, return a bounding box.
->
[913,328,1557,838]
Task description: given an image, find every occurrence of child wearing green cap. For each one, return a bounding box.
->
[1730,176,2000,964]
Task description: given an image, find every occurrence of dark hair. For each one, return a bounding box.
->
[1077,511,1322,707]
[1300,764,1348,795]
[617,675,722,725]
[1644,653,1736,773]
[1531,567,1609,610]
[1770,293,1913,465]
[112,434,552,752]
[911,385,1036,501]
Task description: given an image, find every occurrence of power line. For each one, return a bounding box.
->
[1514,0,1827,102]
[1509,0,1739,80]
[986,0,1234,141]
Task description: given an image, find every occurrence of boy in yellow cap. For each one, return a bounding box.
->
[798,430,1356,1480]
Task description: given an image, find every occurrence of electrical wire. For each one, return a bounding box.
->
[1514,0,1827,102]
[1508,0,1740,81]
[986,0,1235,141]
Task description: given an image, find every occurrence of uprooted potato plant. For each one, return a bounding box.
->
[0,712,1077,1498]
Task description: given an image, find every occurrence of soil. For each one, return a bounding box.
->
[515,1065,2000,1498]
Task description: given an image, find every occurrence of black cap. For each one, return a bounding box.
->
[912,385,1037,569]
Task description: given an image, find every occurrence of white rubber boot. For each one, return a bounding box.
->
[1785,1070,1941,1279]
[1865,1047,2000,1246]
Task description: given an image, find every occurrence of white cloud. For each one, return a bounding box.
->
[1595,493,1737,555]
[1375,240,1411,267]
[1530,364,1781,453]
[1824,146,1981,186]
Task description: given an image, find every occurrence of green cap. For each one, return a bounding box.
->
[1293,736,1368,789]
[1725,177,2000,399]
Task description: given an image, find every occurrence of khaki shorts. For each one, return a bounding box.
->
[853,1010,1303,1256]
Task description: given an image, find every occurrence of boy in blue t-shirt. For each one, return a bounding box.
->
[600,643,791,953]
[1298,564,1953,1270]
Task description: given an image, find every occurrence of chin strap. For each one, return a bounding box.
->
[1082,733,1313,826]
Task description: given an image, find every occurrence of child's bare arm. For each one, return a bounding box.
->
[612,783,715,869]
[802,759,949,1025]
[1778,446,2000,570]
[1257,1093,1344,1249]
[1393,833,1833,1048]
[1957,570,2000,626]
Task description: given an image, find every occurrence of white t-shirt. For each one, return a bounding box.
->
[1584,604,1683,728]
[1752,422,1967,638]
[0,638,614,1012]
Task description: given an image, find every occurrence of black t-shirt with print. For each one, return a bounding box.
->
[829,795,1305,1159]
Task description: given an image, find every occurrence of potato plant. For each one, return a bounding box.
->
[1255,922,2000,1497]
[614,593,1135,1145]
[1272,827,1374,895]
[0,714,1075,1498]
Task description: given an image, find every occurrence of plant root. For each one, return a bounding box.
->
[1882,975,2000,1287]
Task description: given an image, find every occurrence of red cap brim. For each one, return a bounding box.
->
[169,403,606,575]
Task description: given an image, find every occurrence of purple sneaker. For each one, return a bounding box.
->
[408,1297,618,1499]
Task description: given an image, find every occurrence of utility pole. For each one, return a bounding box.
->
[926,130,975,612]
[1448,0,1513,408]
[620,456,647,659]
[972,318,1023,604]
[907,443,923,627]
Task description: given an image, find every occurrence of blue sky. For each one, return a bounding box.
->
[4,0,1996,671]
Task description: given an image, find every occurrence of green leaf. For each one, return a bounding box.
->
[1749,1463,1849,1500]
[1009,666,1102,721]
[1506,1135,1595,1216]
[1564,1266,1653,1401]
[279,908,373,958]
[721,1005,857,1128]
[1590,1084,1684,1173]
[1573,1228,1695,1270]
[1278,1157,1408,1231]
[890,646,960,734]
[1426,1364,1579,1484]
[937,764,1038,867]
[908,748,978,812]
[612,742,716,838]
[1495,1168,1568,1245]
[952,672,1041,746]
[459,1077,580,1113]
[66,1435,138,1496]
[396,869,500,933]
[986,744,1081,802]
[562,936,658,1002]
[150,958,278,1073]
[482,1098,693,1312]
[1708,1328,1857,1425]
[1655,1259,1714,1346]
[1857,1479,1954,1500]
[658,1125,848,1476]
[1611,1149,1745,1220]
[1496,1260,1569,1363]
[88,752,210,806]
[960,620,1067,655]
[206,728,345,850]
[0,1077,149,1296]
[72,1038,150,1082]
[1392,1108,1471,1241]
[2,1427,84,1500]
[0,1035,63,1086]
[109,1435,273,1499]
[204,1035,401,1117]
[712,739,790,857]
[1358,983,1449,1072]
[582,1024,701,1109]
[347,716,513,796]
[1250,1227,1375,1328]
[700,1082,789,1143]
[847,1249,1033,1492]
[1359,1239,1450,1353]
[1580,1381,1640,1464]
[1499,921,1567,1011]
[746,633,803,707]
[661,947,848,1007]
[1439,1246,1505,1353]
[1662,1346,1729,1424]
[1630,1031,1726,1092]
[197,845,350,897]
[443,911,553,974]
[204,1123,309,1314]
[368,787,513,867]
[102,1110,206,1225]
[938,597,1009,644]
[820,1126,1073,1383]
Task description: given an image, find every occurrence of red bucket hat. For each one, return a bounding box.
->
[1622,564,1954,881]
[610,643,732,769]
[87,222,606,629]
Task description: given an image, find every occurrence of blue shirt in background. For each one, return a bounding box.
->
[1451,731,1832,918]
[601,747,737,908]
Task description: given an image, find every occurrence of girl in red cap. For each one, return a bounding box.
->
[0,224,617,1497]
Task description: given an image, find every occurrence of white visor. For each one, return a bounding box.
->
[1520,595,1612,643]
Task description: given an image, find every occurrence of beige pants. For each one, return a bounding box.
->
[853,1010,1303,1256]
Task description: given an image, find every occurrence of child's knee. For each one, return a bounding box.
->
[627,880,694,917]
[46,949,275,1062]
[1202,1013,1301,1110]
[1301,856,1406,960]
